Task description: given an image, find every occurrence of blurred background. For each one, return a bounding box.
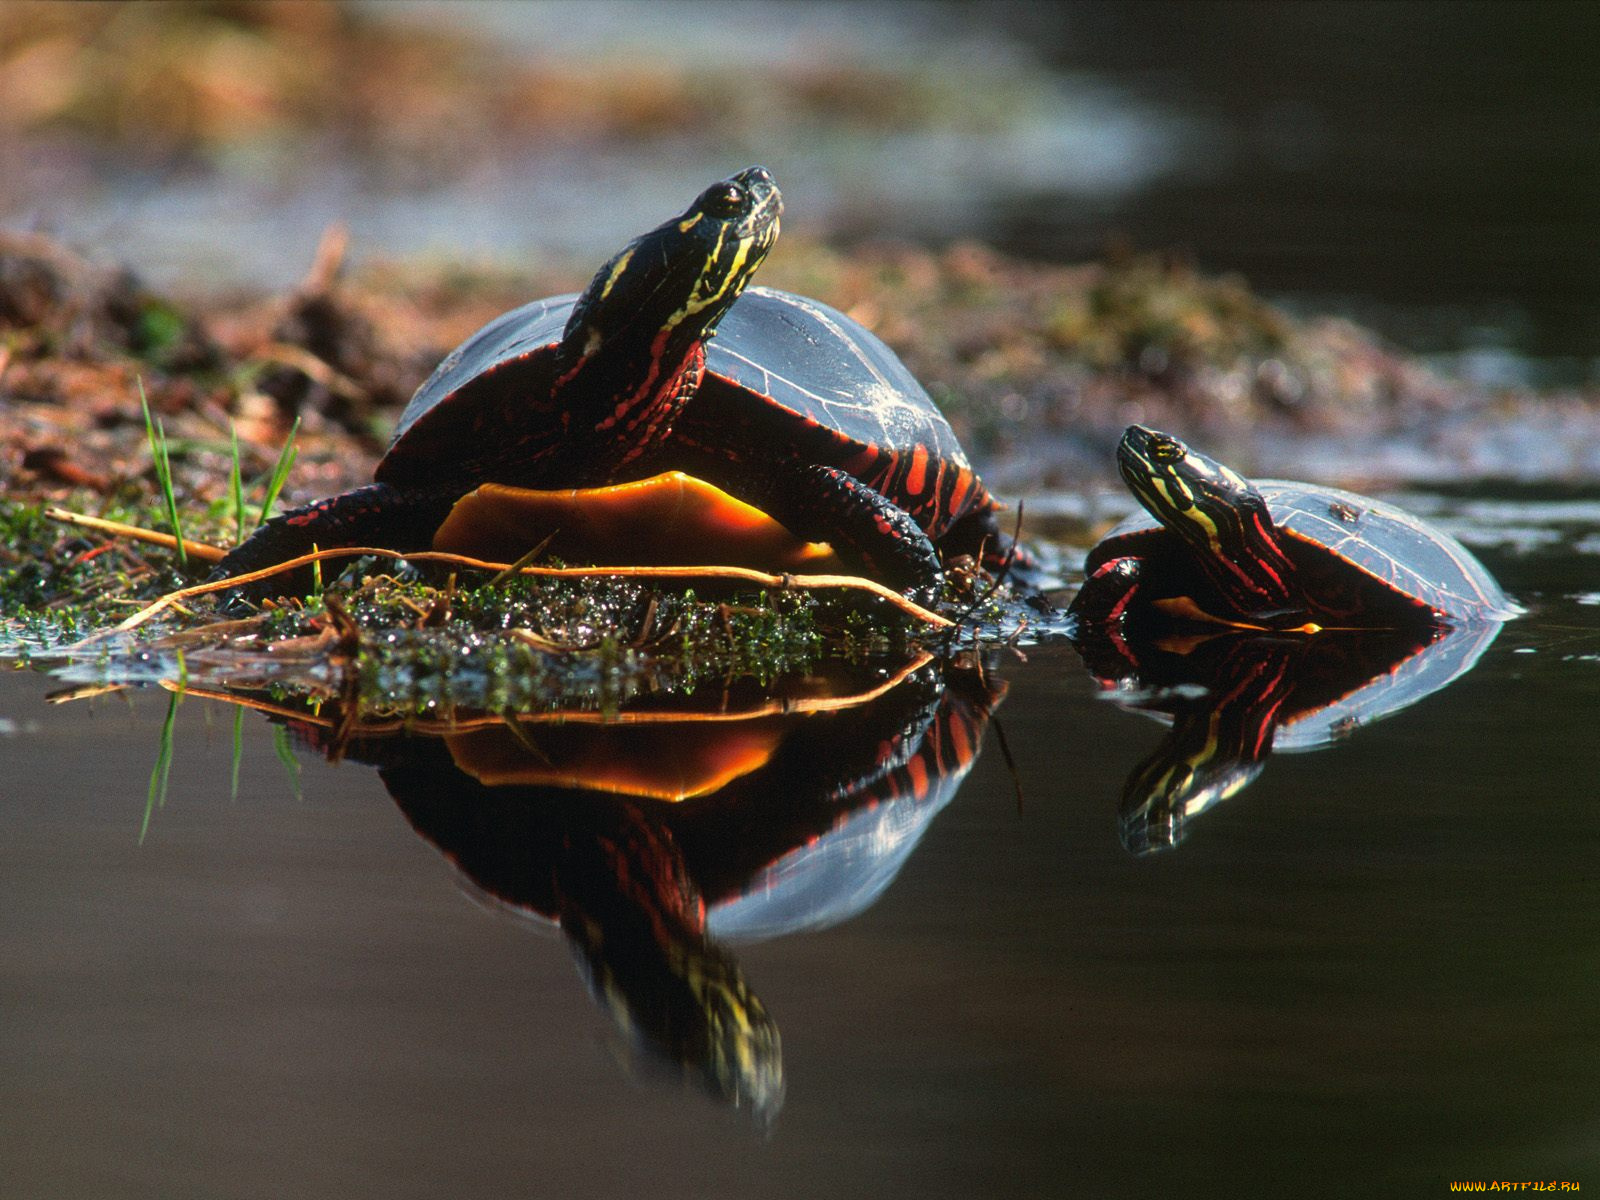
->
[3,0,1596,391]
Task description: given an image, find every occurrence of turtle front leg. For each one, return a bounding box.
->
[208,482,461,601]
[1068,556,1143,626]
[1068,556,1146,676]
[734,462,945,600]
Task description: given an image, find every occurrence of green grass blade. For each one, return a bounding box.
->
[229,423,245,546]
[139,379,187,568]
[229,706,243,802]
[272,724,302,802]
[256,416,301,530]
[141,692,180,844]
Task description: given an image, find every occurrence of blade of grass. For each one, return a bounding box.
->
[142,691,180,844]
[139,379,188,569]
[272,724,302,802]
[488,530,558,587]
[230,706,244,802]
[256,416,301,530]
[229,423,245,546]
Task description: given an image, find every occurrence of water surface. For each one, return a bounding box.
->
[2,496,1597,1197]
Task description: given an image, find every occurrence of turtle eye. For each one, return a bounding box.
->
[702,183,747,218]
[1150,436,1187,463]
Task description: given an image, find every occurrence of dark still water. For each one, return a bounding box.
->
[984,0,1600,370]
[2,510,1597,1197]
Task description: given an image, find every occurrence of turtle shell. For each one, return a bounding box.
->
[1087,480,1516,624]
[684,287,981,539]
[378,296,574,486]
[376,287,988,540]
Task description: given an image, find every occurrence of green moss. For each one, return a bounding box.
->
[245,572,911,715]
[1050,256,1292,372]
[0,500,167,652]
[130,298,188,364]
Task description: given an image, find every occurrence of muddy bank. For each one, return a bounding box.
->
[6,0,1597,507]
[8,225,1597,534]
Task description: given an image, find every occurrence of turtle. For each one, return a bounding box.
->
[212,167,1011,600]
[1069,425,1516,635]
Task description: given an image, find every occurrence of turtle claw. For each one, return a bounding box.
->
[209,588,265,619]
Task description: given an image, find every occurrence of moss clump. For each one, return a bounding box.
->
[114,570,921,716]
[1050,254,1293,374]
[0,498,194,654]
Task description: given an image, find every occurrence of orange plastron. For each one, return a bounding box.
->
[432,471,845,572]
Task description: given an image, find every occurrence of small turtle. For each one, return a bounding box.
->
[1070,425,1516,633]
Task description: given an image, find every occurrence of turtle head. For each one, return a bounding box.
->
[555,167,782,405]
[1116,425,1300,616]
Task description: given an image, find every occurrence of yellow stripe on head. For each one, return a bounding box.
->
[1182,501,1226,559]
[597,248,634,302]
[1149,472,1193,513]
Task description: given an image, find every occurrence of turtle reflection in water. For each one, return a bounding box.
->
[1069,425,1516,854]
[1075,621,1503,853]
[281,656,1004,1124]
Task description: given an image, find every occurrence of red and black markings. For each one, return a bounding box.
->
[1236,504,1299,604]
[1177,495,1301,617]
[1068,556,1145,631]
[851,693,990,812]
[1214,650,1294,762]
[285,498,341,528]
[1279,530,1438,624]
[903,444,929,497]
[675,381,985,547]
[1096,560,1141,625]
[835,438,986,541]
[609,344,707,471]
[592,328,674,432]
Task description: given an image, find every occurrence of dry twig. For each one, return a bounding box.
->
[68,543,955,647]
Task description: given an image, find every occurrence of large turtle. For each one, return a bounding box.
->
[213,167,1010,598]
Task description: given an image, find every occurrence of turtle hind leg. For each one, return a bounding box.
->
[938,501,1041,582]
[722,462,943,600]
[208,482,460,601]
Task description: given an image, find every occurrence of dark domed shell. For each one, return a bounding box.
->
[378,296,576,485]
[376,287,988,541]
[705,288,969,464]
[1262,482,1515,622]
